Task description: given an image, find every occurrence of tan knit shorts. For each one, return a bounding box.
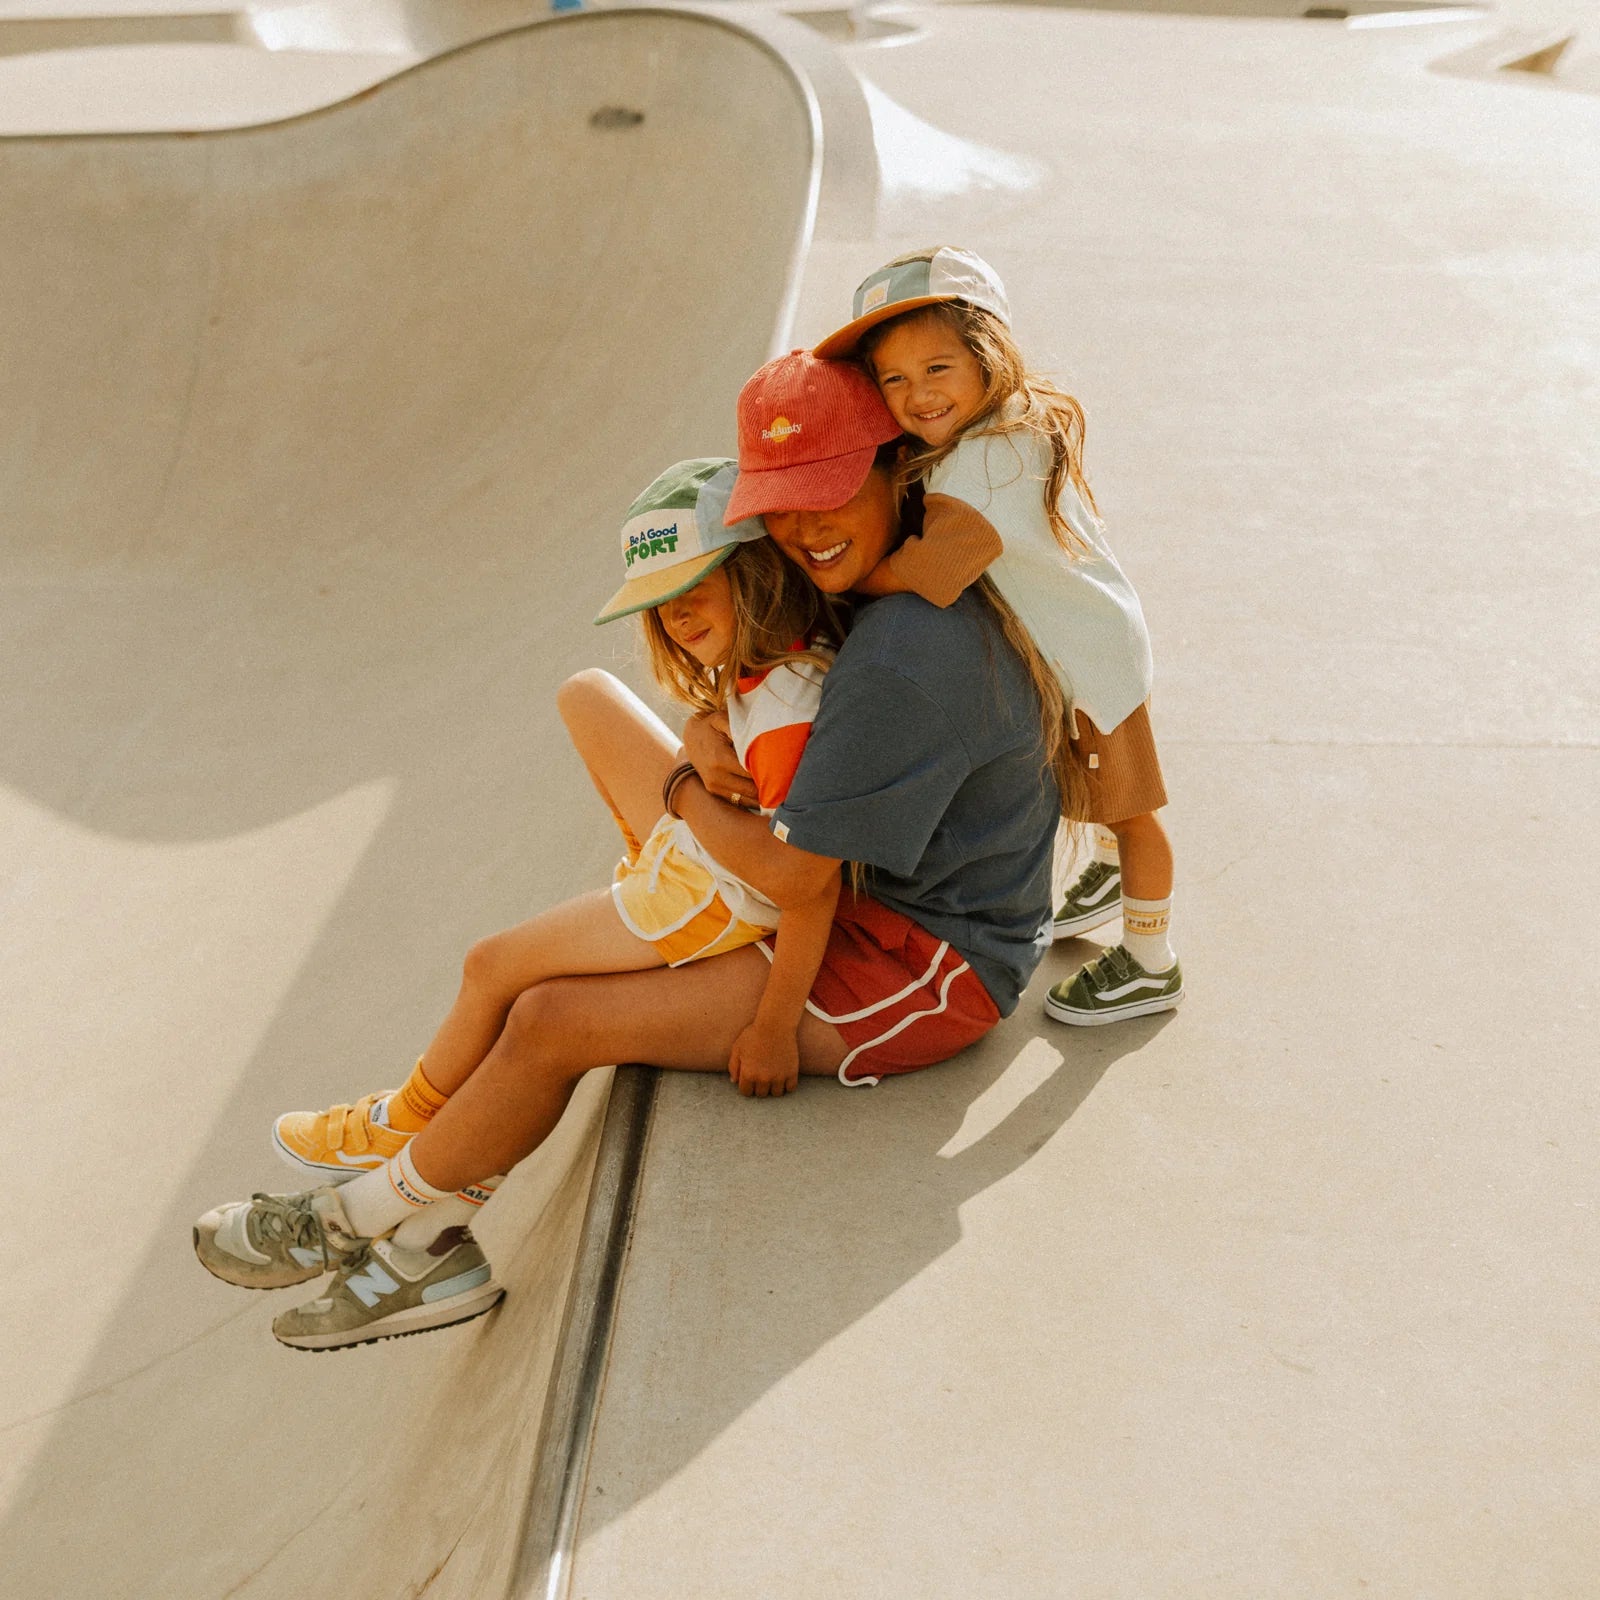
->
[1066,702,1168,825]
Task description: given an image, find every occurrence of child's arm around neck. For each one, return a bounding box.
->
[858,446,1005,608]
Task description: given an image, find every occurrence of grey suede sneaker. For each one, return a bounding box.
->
[1051,859,1123,941]
[272,1226,503,1351]
[193,1187,366,1290]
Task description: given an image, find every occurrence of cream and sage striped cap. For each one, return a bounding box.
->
[813,247,1010,360]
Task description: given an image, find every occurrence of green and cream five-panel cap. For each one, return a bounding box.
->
[594,457,768,624]
[812,247,1011,360]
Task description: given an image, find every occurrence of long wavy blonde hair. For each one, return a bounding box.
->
[965,573,1089,826]
[639,538,840,712]
[885,449,1090,828]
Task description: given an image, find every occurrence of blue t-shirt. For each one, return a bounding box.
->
[771,590,1059,1015]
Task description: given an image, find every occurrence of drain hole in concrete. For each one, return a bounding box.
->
[1303,6,1350,15]
[590,106,645,130]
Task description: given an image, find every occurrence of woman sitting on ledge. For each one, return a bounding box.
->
[192,351,1069,1351]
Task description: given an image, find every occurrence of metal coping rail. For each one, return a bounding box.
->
[509,1063,660,1600]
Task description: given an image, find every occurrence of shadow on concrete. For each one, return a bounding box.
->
[576,985,1176,1537]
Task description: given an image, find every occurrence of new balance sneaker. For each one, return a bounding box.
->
[193,1186,367,1290]
[1044,945,1184,1026]
[1051,860,1123,941]
[273,1091,411,1183]
[271,1226,504,1351]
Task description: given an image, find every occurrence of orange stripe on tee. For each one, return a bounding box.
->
[745,720,813,810]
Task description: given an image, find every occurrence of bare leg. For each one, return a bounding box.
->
[406,946,849,1193]
[416,670,680,1098]
[1110,810,1173,901]
[418,890,663,1097]
[558,668,681,848]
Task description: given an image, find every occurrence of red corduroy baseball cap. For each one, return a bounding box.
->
[723,350,902,525]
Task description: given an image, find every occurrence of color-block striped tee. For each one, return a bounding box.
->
[728,645,831,812]
[671,641,832,927]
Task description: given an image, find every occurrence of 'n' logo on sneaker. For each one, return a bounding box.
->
[345,1259,400,1308]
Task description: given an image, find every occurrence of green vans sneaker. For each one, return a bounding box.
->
[194,1187,366,1290]
[1044,944,1183,1026]
[1051,859,1123,941]
[272,1226,503,1351]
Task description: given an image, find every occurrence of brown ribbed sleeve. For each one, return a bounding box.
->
[886,492,1006,608]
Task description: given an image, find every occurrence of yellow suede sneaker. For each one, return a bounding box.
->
[272,1092,412,1183]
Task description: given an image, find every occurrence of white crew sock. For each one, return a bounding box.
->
[1121,894,1175,973]
[1093,826,1121,868]
[392,1176,503,1251]
[339,1143,454,1239]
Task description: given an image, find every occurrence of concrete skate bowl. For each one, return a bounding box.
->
[0,12,833,1598]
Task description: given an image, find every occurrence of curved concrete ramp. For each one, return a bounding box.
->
[0,13,819,1597]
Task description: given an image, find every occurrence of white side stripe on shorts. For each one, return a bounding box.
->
[757,938,952,1025]
[833,957,972,1089]
[754,938,968,1088]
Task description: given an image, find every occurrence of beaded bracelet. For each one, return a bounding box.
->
[661,760,699,819]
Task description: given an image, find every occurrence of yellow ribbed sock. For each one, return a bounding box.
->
[385,1058,449,1133]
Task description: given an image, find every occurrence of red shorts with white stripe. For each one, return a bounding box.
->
[768,890,1000,1087]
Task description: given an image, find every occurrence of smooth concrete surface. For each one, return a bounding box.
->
[0,12,826,1596]
[567,5,1600,1597]
[4,1,1598,1597]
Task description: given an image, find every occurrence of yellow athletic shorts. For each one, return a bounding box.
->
[612,814,773,967]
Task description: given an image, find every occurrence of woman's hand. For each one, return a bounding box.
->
[728,1019,801,1098]
[682,711,759,808]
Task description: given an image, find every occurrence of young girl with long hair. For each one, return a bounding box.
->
[815,247,1182,1027]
